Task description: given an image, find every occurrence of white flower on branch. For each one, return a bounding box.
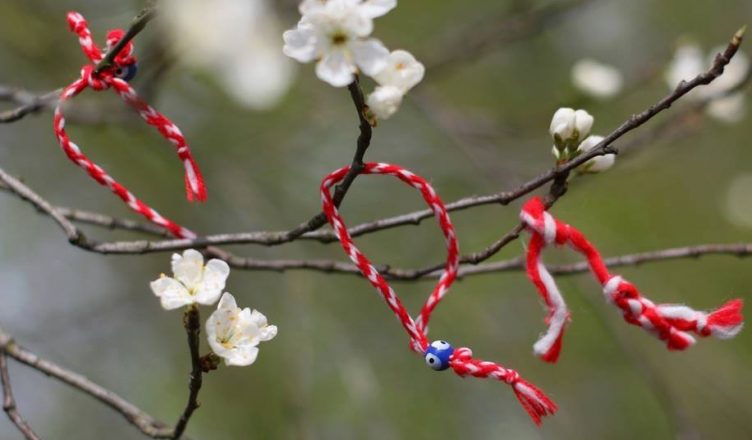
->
[366,50,424,119]
[162,0,294,109]
[571,58,624,99]
[549,108,594,160]
[373,49,425,92]
[206,293,278,366]
[576,135,616,173]
[665,42,749,124]
[150,249,230,310]
[283,0,391,87]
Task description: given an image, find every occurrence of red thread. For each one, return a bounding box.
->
[321,163,557,425]
[521,196,744,362]
[54,11,207,238]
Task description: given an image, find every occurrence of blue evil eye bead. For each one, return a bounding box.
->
[115,63,138,82]
[424,340,454,371]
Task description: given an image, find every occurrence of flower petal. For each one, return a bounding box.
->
[150,277,193,310]
[217,292,238,311]
[225,346,259,367]
[282,21,318,63]
[194,259,230,305]
[360,0,397,18]
[171,249,204,289]
[373,49,424,91]
[350,38,389,76]
[250,310,278,341]
[366,85,404,119]
[249,309,268,327]
[316,49,355,87]
[259,324,278,342]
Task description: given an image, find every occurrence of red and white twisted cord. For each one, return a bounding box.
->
[53,12,206,238]
[321,163,556,425]
[520,196,744,363]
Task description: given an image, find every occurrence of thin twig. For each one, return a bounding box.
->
[86,243,748,281]
[94,2,157,74]
[0,353,40,440]
[0,166,83,244]
[0,326,188,439]
[171,306,203,440]
[0,2,156,124]
[0,87,61,123]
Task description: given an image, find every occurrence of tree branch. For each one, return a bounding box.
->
[0,326,191,439]
[281,76,373,242]
[170,306,203,440]
[0,352,40,440]
[34,26,742,257]
[0,87,61,124]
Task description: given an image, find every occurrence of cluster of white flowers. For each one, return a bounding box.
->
[150,250,277,367]
[570,58,624,99]
[282,0,424,119]
[665,42,750,124]
[549,108,615,173]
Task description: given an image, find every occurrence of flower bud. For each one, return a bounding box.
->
[550,108,594,161]
[367,85,404,119]
[550,107,576,143]
[576,135,615,173]
[573,109,594,139]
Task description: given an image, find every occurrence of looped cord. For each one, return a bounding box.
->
[321,163,557,425]
[520,196,744,363]
[54,11,208,238]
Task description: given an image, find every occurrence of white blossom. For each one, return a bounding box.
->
[283,0,390,87]
[577,135,615,173]
[665,42,750,124]
[707,92,746,123]
[571,58,624,99]
[364,50,424,120]
[301,0,396,19]
[162,0,294,109]
[150,249,230,310]
[550,108,594,146]
[367,85,403,119]
[206,293,278,366]
[373,50,425,92]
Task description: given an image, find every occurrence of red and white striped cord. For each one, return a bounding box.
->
[53,12,207,238]
[321,163,557,425]
[520,196,744,363]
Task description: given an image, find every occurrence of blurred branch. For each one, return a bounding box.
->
[0,352,40,440]
[0,87,60,124]
[424,0,595,74]
[171,306,203,440]
[0,326,191,439]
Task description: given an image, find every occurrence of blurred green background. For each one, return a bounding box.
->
[1,0,751,438]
